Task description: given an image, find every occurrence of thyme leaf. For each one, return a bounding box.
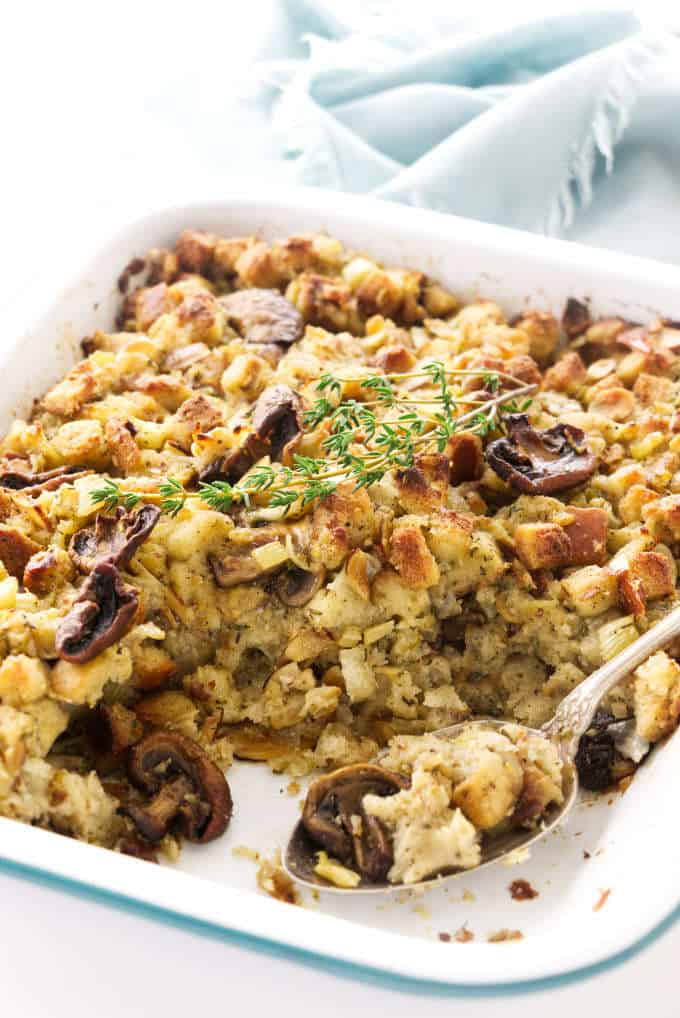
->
[90,479,142,512]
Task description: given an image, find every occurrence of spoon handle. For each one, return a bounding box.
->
[542,603,680,758]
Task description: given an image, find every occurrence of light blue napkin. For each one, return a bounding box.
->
[253,3,680,263]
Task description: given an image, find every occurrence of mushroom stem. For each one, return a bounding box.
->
[127,776,194,843]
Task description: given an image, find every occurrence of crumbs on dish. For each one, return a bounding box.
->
[0,228,677,871]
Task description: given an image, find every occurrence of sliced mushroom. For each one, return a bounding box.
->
[220,288,304,347]
[117,256,147,295]
[199,436,268,486]
[572,317,637,363]
[301,764,408,882]
[70,505,161,574]
[55,562,139,663]
[162,342,211,372]
[208,553,266,589]
[274,565,325,606]
[256,344,286,368]
[485,414,597,495]
[251,384,303,460]
[446,432,484,485]
[0,463,89,495]
[562,298,591,339]
[200,384,303,484]
[86,702,143,773]
[574,710,617,791]
[0,525,41,579]
[89,703,144,757]
[126,731,232,844]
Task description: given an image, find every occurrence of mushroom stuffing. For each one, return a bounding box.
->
[0,230,679,869]
[300,726,565,887]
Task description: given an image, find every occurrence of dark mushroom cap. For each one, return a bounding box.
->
[200,384,303,484]
[85,702,143,775]
[126,731,232,844]
[70,505,161,574]
[274,565,325,606]
[55,562,139,663]
[574,710,617,791]
[199,435,268,486]
[302,764,408,883]
[251,384,303,461]
[89,703,143,757]
[220,288,304,347]
[562,298,591,339]
[485,414,597,495]
[0,463,89,496]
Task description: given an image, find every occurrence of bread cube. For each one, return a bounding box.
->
[0,655,49,707]
[514,523,570,571]
[389,524,440,589]
[643,495,680,541]
[50,645,132,706]
[634,651,680,742]
[562,507,609,566]
[542,351,586,393]
[339,646,377,703]
[562,565,617,616]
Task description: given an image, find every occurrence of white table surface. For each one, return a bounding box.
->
[2,2,679,1014]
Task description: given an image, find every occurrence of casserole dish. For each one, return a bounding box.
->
[1,187,679,989]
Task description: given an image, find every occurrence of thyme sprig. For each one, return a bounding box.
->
[90,478,142,512]
[90,362,536,517]
[159,478,188,517]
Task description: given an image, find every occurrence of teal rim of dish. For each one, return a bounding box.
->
[0,852,677,997]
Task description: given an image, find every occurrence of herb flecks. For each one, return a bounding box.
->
[90,362,536,517]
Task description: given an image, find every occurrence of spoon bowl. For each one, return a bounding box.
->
[285,604,680,894]
[284,719,578,894]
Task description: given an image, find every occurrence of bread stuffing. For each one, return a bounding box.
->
[0,229,677,864]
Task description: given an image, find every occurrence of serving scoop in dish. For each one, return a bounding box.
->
[285,602,680,893]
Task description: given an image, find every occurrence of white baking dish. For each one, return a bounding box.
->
[1,188,680,991]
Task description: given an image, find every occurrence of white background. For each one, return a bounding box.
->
[1,2,679,1015]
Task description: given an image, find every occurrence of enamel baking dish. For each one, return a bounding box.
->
[2,188,680,991]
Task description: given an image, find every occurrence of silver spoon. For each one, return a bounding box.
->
[285,603,680,893]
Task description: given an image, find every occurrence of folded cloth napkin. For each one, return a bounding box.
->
[253,2,680,263]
